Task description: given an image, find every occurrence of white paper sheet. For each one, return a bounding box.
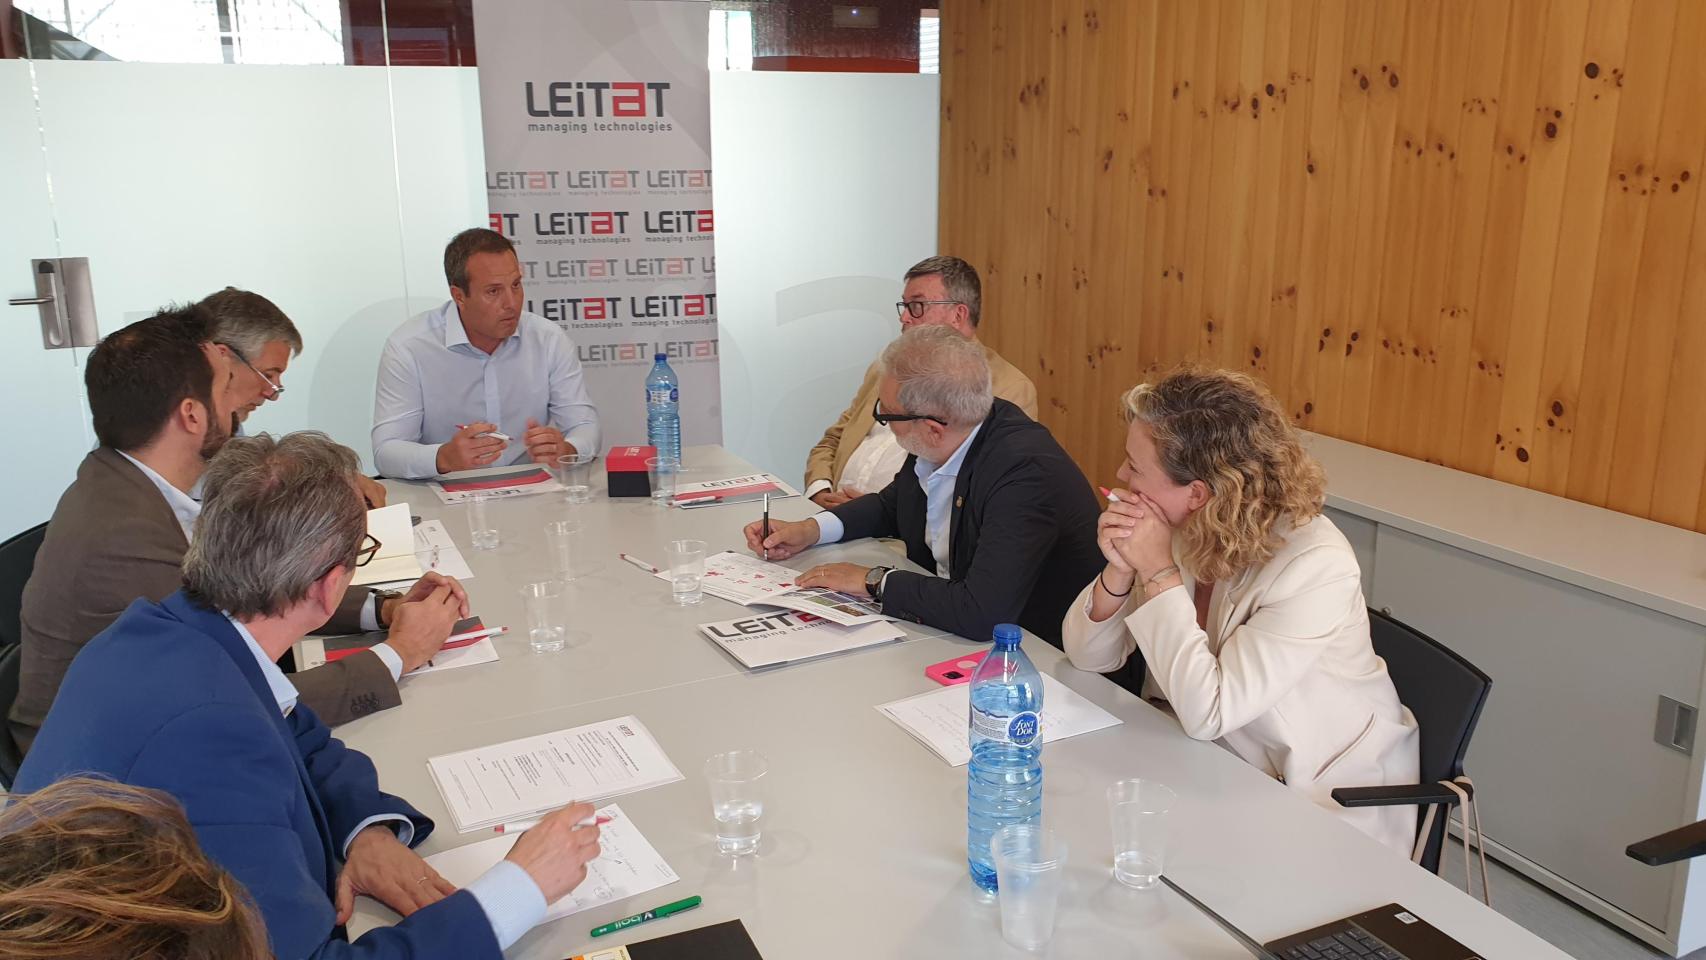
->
[877,674,1124,766]
[412,520,475,580]
[657,551,888,626]
[423,804,678,924]
[672,472,800,507]
[429,465,562,505]
[407,636,499,676]
[427,716,684,832]
[698,609,905,669]
[353,503,425,586]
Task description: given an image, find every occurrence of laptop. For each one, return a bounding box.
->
[1160,875,1484,960]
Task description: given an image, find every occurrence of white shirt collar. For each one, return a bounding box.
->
[116,450,202,542]
[224,614,299,716]
[914,423,983,483]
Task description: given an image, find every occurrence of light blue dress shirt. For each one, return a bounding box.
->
[118,451,391,657]
[226,615,546,948]
[371,301,601,480]
[815,424,983,575]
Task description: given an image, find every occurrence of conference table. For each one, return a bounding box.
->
[346,445,1570,959]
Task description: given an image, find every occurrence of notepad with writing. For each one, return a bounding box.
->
[570,920,764,960]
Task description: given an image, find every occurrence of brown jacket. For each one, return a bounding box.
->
[806,342,1038,491]
[10,448,399,754]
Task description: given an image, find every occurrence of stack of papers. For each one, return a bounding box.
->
[430,464,561,505]
[658,551,889,626]
[673,472,800,507]
[424,803,677,925]
[427,716,684,832]
[352,503,424,586]
[877,674,1124,766]
[699,610,906,669]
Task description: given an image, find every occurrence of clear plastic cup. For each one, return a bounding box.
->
[544,519,585,582]
[467,490,500,550]
[705,750,767,856]
[991,823,1067,951]
[519,580,565,654]
[554,453,595,504]
[1108,779,1174,889]
[667,538,706,605]
[647,456,680,505]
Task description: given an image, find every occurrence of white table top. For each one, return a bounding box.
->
[344,445,1570,959]
[1305,430,1706,629]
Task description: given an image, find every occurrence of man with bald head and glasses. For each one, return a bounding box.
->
[748,326,1110,657]
[803,255,1038,509]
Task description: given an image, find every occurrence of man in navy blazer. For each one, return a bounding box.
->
[15,432,604,960]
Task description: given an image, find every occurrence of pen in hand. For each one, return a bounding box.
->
[761,492,771,561]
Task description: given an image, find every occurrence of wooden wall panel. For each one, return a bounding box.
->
[940,0,1706,532]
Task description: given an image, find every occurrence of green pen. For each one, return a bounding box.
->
[588,894,702,938]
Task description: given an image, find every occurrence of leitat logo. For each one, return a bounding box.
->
[525,81,671,118]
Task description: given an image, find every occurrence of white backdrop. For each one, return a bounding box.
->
[0,62,938,536]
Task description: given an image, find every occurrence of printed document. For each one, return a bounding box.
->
[877,674,1123,766]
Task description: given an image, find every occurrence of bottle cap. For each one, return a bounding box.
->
[992,623,1022,646]
[654,352,667,362]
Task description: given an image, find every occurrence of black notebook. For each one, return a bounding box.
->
[573,920,763,960]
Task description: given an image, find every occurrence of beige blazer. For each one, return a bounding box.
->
[805,342,1038,491]
[1062,514,1420,855]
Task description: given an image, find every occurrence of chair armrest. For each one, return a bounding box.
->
[1628,820,1706,866]
[1332,783,1466,808]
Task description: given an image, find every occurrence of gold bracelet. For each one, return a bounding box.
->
[1143,565,1180,587]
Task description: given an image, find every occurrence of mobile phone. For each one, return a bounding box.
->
[925,651,988,686]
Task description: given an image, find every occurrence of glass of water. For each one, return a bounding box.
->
[705,750,766,856]
[1108,778,1175,889]
[544,519,585,581]
[466,490,500,550]
[519,580,565,654]
[554,453,595,504]
[667,538,706,605]
[646,456,679,505]
[991,823,1068,951]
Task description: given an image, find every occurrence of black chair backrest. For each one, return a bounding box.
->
[0,522,48,651]
[0,642,22,789]
[1368,608,1492,870]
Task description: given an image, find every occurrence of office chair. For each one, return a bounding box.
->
[0,522,47,650]
[1332,609,1493,884]
[0,643,22,788]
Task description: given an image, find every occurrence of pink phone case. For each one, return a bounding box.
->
[925,652,988,686]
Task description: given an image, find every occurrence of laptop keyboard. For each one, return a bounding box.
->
[1276,924,1405,960]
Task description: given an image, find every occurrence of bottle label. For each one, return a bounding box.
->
[971,707,1041,747]
[647,387,678,405]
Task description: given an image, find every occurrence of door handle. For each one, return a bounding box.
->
[7,296,53,306]
[11,259,97,349]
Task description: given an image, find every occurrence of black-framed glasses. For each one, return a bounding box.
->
[895,299,962,319]
[354,533,382,568]
[872,398,947,427]
[219,342,285,398]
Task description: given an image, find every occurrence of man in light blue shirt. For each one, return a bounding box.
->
[372,228,600,479]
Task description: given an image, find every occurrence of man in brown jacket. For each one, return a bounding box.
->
[9,307,461,755]
[805,256,1037,509]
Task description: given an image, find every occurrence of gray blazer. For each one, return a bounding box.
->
[9,448,399,754]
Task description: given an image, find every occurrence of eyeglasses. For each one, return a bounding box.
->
[872,398,947,427]
[317,533,381,582]
[219,342,285,398]
[895,299,962,319]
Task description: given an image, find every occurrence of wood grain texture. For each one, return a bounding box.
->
[940,0,1706,531]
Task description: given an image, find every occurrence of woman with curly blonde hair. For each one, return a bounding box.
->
[1063,367,1420,854]
[0,777,268,960]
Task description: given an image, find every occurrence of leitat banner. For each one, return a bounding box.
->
[472,0,721,447]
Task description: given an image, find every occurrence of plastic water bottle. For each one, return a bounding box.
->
[967,623,1044,893]
[645,353,681,461]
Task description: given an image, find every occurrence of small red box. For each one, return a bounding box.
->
[606,444,657,498]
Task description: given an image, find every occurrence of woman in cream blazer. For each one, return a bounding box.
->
[1063,368,1420,855]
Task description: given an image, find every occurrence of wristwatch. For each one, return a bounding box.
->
[374,589,405,629]
[865,566,893,603]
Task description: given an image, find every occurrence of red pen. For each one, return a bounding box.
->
[1099,486,1123,503]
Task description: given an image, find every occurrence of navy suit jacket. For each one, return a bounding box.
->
[14,591,501,960]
